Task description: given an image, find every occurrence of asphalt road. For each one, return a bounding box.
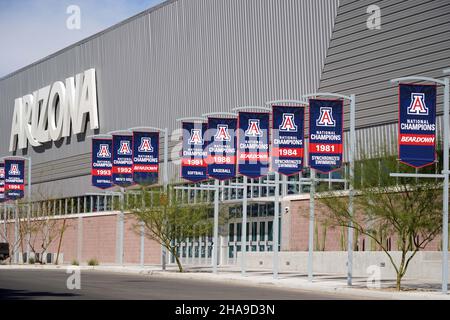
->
[0,269,362,300]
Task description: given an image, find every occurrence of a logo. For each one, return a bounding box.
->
[9,164,20,176]
[279,113,298,132]
[97,144,111,158]
[118,141,132,155]
[138,137,154,152]
[245,119,263,137]
[407,93,429,115]
[316,107,336,127]
[189,129,203,145]
[214,125,231,141]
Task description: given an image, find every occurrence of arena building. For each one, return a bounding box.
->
[0,0,450,274]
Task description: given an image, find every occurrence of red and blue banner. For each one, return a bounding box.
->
[0,163,5,203]
[272,106,305,176]
[5,159,25,200]
[92,138,113,189]
[206,117,237,180]
[398,84,437,168]
[308,99,344,173]
[133,131,159,186]
[238,112,270,178]
[112,134,134,187]
[181,122,208,182]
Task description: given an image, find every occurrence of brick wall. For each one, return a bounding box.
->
[288,198,441,252]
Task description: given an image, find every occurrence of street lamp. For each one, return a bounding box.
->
[232,106,271,276]
[127,126,169,269]
[389,74,449,294]
[0,155,32,264]
[265,99,309,280]
[201,112,238,274]
[302,92,356,285]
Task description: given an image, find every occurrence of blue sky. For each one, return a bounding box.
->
[0,0,165,77]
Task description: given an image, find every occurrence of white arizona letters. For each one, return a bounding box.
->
[9,68,99,152]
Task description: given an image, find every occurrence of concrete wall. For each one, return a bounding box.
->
[237,251,448,282]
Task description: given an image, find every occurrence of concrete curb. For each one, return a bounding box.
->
[1,264,449,300]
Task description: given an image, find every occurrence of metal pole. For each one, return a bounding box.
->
[14,200,19,264]
[118,187,125,266]
[162,128,169,270]
[273,172,280,279]
[308,169,315,281]
[26,158,31,263]
[442,77,449,294]
[347,94,356,286]
[212,179,220,273]
[140,222,145,267]
[241,176,248,276]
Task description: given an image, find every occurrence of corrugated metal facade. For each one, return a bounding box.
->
[0,0,339,197]
[320,0,450,129]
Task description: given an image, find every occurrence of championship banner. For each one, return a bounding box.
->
[238,112,270,178]
[4,159,25,200]
[133,131,159,185]
[206,117,237,180]
[398,84,436,168]
[92,138,113,189]
[181,122,208,182]
[0,163,5,203]
[309,99,344,173]
[112,134,134,187]
[272,106,305,176]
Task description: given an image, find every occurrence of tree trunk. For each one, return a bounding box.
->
[173,250,183,273]
[55,219,67,265]
[396,272,402,291]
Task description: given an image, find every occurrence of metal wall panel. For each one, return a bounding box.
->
[0,0,339,198]
[319,0,450,130]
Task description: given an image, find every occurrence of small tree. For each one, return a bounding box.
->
[318,151,442,290]
[127,187,213,272]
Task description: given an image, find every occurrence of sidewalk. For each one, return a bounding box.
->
[1,263,449,300]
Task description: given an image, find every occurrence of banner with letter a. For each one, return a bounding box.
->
[398,84,436,168]
[272,106,305,176]
[206,117,237,180]
[309,99,344,173]
[182,122,208,182]
[112,134,134,187]
[133,131,159,186]
[0,163,5,203]
[92,138,113,189]
[5,159,25,200]
[238,112,270,178]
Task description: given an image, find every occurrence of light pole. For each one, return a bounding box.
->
[201,112,238,274]
[1,155,32,264]
[389,74,449,294]
[128,126,169,268]
[232,106,271,276]
[265,100,309,279]
[302,93,356,285]
[108,130,134,266]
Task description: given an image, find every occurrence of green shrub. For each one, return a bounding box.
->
[87,258,99,266]
[28,257,35,264]
[71,259,79,266]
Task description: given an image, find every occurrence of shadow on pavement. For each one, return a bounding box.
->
[0,288,81,300]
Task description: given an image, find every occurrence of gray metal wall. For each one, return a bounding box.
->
[0,0,339,198]
[319,0,450,129]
